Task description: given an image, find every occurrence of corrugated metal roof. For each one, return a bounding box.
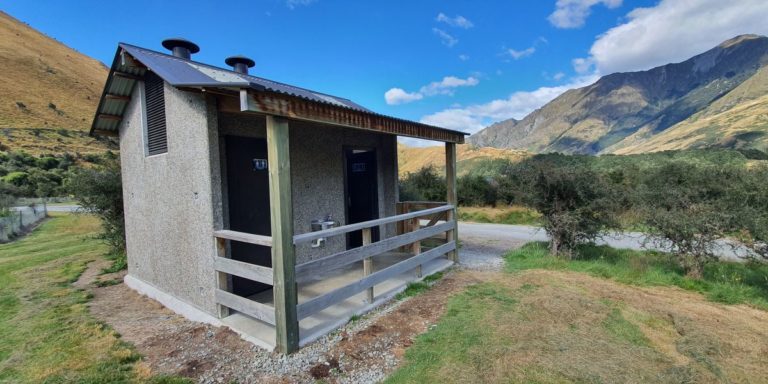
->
[91,42,467,139]
[120,44,371,112]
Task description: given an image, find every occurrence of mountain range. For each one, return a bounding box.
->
[469,35,768,155]
[1,9,766,159]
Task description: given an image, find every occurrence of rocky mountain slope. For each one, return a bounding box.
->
[469,35,768,155]
[0,11,114,154]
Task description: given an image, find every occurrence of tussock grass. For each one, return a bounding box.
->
[458,205,542,226]
[0,213,184,383]
[505,242,768,310]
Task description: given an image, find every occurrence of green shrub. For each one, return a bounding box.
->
[399,165,446,202]
[67,155,125,255]
[457,174,497,206]
[499,154,621,257]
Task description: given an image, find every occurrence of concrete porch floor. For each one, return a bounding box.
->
[221,252,454,350]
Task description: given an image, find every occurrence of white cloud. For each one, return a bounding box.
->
[385,76,479,105]
[419,75,598,133]
[433,28,458,47]
[420,76,479,96]
[384,88,423,105]
[553,72,566,81]
[582,0,768,75]
[507,46,536,60]
[459,54,470,61]
[286,0,317,9]
[436,13,474,29]
[548,0,622,29]
[571,57,595,74]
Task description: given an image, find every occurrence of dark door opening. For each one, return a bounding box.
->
[345,148,379,249]
[224,135,271,297]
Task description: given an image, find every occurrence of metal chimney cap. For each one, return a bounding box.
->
[161,38,200,54]
[225,55,255,68]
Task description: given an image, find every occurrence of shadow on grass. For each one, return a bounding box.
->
[505,242,768,310]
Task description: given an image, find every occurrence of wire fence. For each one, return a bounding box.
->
[0,205,47,242]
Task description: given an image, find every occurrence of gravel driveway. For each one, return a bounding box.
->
[456,221,751,267]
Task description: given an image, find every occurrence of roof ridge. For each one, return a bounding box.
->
[118,42,357,103]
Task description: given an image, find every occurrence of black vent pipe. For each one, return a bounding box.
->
[161,38,200,59]
[225,55,255,74]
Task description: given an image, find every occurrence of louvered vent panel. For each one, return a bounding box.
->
[145,72,168,155]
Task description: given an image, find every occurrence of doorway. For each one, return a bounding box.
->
[224,135,272,297]
[345,148,380,249]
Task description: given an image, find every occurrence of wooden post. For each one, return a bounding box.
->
[267,115,299,354]
[445,142,458,263]
[215,237,230,318]
[362,228,374,303]
[411,217,422,277]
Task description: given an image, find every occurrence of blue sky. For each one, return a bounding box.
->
[3,0,768,143]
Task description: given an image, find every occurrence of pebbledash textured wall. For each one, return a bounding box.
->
[121,83,399,318]
[120,82,222,315]
[217,113,399,265]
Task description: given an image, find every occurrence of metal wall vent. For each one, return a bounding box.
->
[145,72,168,155]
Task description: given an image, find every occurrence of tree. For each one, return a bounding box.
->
[503,154,620,257]
[636,163,741,277]
[67,155,125,253]
[730,163,768,263]
[399,166,446,202]
[457,174,497,206]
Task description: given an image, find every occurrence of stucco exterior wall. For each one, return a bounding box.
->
[120,87,399,320]
[217,113,398,264]
[119,82,220,315]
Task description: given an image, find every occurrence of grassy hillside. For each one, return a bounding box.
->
[398,143,529,177]
[0,11,114,154]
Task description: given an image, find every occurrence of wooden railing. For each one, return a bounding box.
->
[293,204,456,320]
[213,230,276,325]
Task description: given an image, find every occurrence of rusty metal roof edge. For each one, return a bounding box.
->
[89,47,124,136]
[242,88,470,137]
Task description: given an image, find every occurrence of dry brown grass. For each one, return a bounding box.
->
[388,269,768,383]
[0,127,116,155]
[398,143,529,177]
[0,11,112,154]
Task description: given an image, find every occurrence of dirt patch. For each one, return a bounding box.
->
[72,257,112,290]
[81,265,482,383]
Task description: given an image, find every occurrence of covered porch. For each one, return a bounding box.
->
[211,90,464,353]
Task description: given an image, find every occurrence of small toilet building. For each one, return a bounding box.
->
[91,38,466,353]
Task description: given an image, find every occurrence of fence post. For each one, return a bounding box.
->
[362,228,374,303]
[215,237,230,318]
[445,142,458,263]
[411,217,422,277]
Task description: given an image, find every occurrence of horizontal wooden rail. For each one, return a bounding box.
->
[214,230,272,247]
[215,289,276,325]
[214,257,273,285]
[296,221,454,277]
[293,205,454,245]
[297,241,456,319]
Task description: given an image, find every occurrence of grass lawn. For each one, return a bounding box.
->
[386,243,768,383]
[506,242,768,310]
[458,206,542,226]
[0,213,187,383]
